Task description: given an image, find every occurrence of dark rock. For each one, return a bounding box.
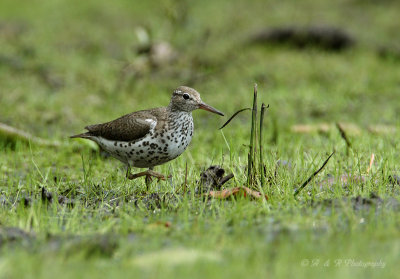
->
[196,165,234,193]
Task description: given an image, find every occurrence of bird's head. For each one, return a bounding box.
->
[169,86,224,116]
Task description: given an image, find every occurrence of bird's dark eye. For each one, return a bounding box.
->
[183,93,190,100]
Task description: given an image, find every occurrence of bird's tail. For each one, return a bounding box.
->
[70,132,92,139]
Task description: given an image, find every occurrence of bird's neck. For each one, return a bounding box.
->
[167,106,193,126]
[167,104,190,114]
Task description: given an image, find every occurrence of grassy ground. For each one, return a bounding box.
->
[1,0,400,278]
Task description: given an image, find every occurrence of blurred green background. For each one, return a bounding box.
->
[1,0,399,140]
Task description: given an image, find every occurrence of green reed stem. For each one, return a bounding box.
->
[247,84,258,186]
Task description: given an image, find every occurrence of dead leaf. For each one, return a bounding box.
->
[146,221,172,230]
[291,123,361,135]
[366,153,375,174]
[291,123,331,134]
[367,125,397,134]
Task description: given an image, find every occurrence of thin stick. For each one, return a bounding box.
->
[219,108,251,130]
[294,152,335,197]
[219,173,234,186]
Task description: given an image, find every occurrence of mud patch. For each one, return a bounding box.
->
[311,192,399,211]
[0,227,35,247]
[250,26,354,51]
[41,187,75,207]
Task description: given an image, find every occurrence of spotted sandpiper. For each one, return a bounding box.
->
[71,86,224,185]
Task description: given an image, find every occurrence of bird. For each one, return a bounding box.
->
[70,86,224,186]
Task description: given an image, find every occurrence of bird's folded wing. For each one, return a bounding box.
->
[85,111,157,142]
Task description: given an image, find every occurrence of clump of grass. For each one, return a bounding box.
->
[220,84,269,190]
[247,84,258,186]
[247,84,269,191]
[221,84,335,197]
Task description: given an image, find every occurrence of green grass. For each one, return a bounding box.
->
[1,0,400,278]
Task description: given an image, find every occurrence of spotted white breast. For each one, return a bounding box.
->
[94,111,194,168]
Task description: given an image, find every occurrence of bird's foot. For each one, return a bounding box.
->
[127,169,171,190]
[127,169,168,181]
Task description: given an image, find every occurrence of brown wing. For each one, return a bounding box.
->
[83,108,165,142]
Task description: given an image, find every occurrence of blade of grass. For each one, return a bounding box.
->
[247,84,258,186]
[184,161,188,194]
[336,122,352,156]
[259,103,269,188]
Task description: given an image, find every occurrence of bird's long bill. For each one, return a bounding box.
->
[199,102,224,116]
